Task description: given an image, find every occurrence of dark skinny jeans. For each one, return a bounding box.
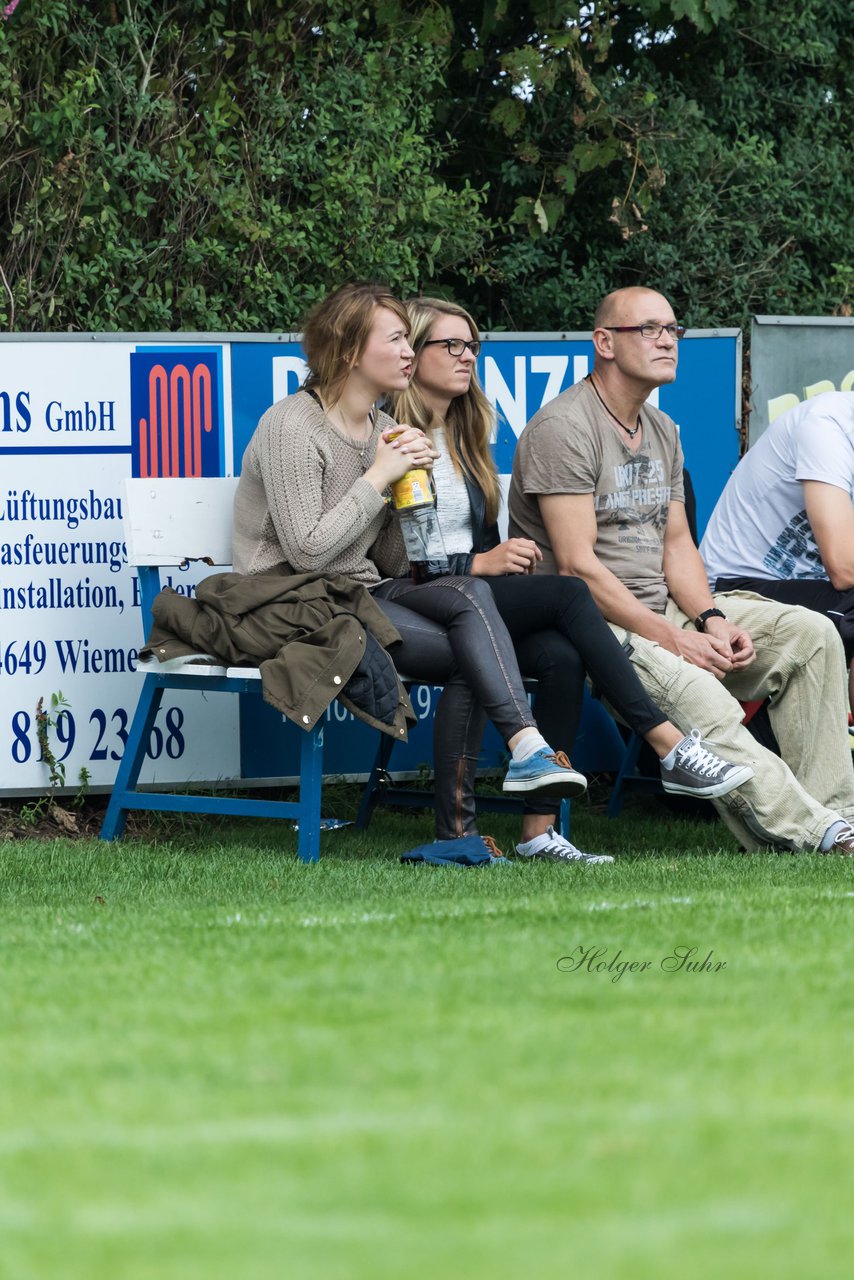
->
[372,573,666,838]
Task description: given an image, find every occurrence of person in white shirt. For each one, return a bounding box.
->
[700,391,854,709]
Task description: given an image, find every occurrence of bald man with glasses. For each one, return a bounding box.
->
[508,287,854,855]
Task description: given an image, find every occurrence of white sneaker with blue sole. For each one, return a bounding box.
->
[503,748,588,798]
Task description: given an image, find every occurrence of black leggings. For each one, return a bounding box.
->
[372,575,536,839]
[372,573,667,836]
[372,575,536,741]
[486,573,666,749]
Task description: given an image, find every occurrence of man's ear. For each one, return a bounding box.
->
[591,327,615,362]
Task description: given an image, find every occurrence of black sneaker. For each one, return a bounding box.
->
[660,729,753,799]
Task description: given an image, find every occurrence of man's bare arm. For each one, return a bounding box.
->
[662,500,719,619]
[803,480,854,590]
[538,493,738,677]
[538,493,675,642]
[663,502,755,670]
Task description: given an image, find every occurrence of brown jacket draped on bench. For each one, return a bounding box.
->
[139,567,415,739]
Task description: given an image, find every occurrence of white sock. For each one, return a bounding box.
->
[661,737,689,770]
[511,731,549,764]
[517,829,554,854]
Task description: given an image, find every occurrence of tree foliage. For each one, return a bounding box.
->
[434,0,854,328]
[1,0,851,332]
[0,0,488,330]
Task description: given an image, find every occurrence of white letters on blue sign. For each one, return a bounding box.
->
[530,355,569,406]
[272,356,309,403]
[484,356,527,433]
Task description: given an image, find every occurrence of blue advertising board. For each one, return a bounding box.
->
[229,330,741,781]
[230,331,741,535]
[0,328,739,794]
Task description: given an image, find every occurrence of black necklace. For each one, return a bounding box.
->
[587,375,642,441]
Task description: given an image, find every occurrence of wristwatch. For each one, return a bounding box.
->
[695,607,727,632]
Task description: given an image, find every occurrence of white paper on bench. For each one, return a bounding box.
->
[135,652,226,676]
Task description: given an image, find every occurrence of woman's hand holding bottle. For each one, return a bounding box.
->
[364,426,440,492]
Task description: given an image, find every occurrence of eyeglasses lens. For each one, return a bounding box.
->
[639,324,685,340]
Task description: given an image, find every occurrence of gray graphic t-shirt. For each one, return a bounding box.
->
[509,379,684,613]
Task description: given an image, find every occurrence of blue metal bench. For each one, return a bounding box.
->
[100,478,577,858]
[100,478,329,861]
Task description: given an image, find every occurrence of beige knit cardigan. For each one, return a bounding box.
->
[232,390,408,585]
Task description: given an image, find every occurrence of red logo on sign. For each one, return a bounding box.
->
[138,363,213,477]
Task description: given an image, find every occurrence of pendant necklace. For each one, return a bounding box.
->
[326,400,375,466]
[587,374,642,441]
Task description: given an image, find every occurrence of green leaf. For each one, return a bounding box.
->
[490,98,526,138]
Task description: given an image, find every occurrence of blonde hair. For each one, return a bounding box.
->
[393,297,501,526]
[301,282,410,407]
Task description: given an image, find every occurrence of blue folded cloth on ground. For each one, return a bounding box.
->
[400,835,507,866]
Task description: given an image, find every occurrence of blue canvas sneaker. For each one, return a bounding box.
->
[503,748,588,798]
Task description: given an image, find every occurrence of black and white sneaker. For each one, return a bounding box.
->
[660,729,753,799]
[515,826,614,865]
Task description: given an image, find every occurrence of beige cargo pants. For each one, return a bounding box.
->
[606,591,854,851]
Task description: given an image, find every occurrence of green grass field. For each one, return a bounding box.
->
[2,793,853,1279]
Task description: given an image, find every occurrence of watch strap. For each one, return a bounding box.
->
[695,607,727,632]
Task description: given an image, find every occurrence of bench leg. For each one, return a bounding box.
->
[355,733,396,830]
[607,731,643,819]
[296,723,324,863]
[101,678,164,840]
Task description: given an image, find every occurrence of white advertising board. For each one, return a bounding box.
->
[0,339,239,793]
[1,329,741,795]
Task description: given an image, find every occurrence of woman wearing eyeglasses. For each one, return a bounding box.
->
[393,296,750,861]
[233,282,608,862]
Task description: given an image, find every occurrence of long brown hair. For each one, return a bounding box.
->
[301,282,410,407]
[393,297,501,526]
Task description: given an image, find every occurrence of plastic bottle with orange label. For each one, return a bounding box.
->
[387,431,449,582]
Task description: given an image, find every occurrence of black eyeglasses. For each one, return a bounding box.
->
[421,338,481,357]
[603,323,686,341]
